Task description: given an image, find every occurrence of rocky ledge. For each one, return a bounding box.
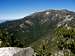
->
[0,47,34,56]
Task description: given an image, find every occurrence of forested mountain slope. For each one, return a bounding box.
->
[0,9,75,48]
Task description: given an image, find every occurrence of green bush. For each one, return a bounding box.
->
[54,27,75,54]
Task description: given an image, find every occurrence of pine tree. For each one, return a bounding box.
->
[34,40,51,56]
[54,26,75,54]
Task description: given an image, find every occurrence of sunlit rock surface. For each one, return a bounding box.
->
[0,47,34,56]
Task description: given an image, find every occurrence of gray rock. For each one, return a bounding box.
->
[0,47,34,56]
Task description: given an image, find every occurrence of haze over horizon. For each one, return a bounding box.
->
[0,0,75,20]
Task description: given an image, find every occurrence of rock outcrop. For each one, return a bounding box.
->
[0,47,34,56]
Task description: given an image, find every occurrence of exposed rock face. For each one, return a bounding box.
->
[0,47,34,56]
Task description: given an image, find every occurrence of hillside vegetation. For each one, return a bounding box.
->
[0,9,75,56]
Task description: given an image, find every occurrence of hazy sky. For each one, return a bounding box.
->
[0,0,75,20]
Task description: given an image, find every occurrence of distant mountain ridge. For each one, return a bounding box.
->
[0,20,7,23]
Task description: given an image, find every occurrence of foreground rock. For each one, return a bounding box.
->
[0,47,34,56]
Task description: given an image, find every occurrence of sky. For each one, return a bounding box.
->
[0,0,75,20]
